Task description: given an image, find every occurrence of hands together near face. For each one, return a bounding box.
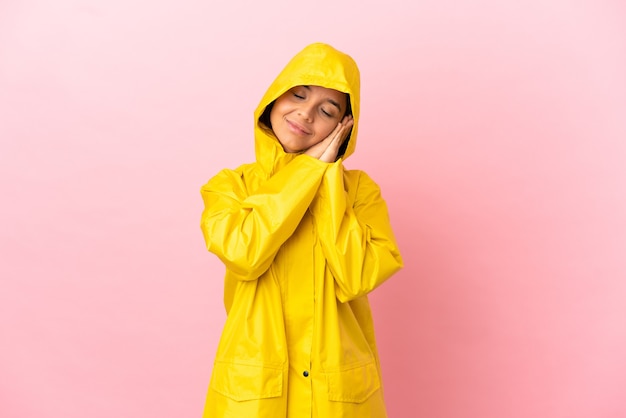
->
[304,116,354,163]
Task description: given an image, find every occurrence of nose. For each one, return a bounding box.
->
[297,104,314,122]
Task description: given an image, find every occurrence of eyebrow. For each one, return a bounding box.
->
[302,85,343,112]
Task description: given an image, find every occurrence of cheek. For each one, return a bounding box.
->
[270,98,289,120]
[317,120,338,139]
[269,106,283,128]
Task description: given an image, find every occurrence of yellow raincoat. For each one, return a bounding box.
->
[200,43,403,418]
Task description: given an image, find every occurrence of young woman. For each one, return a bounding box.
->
[200,43,403,418]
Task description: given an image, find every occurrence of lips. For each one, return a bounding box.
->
[285,119,310,136]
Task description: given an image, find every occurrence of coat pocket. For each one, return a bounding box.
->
[210,361,283,402]
[326,360,381,403]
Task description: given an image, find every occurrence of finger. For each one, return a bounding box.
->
[336,119,354,143]
[330,119,346,138]
[316,117,353,153]
[329,124,350,150]
[323,120,348,148]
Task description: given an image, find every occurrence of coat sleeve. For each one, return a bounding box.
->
[309,163,403,302]
[200,155,328,281]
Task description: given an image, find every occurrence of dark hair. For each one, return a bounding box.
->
[258,101,274,132]
[257,92,353,158]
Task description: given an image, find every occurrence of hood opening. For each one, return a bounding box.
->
[257,92,354,160]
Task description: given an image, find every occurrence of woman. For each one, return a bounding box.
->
[200,43,403,418]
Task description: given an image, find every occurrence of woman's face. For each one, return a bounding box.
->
[269,85,347,153]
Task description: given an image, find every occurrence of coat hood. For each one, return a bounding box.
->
[253,43,361,175]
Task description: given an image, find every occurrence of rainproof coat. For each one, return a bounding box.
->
[200,43,403,418]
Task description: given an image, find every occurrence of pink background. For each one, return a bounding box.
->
[1,0,625,417]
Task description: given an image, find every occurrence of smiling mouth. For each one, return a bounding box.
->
[286,119,310,135]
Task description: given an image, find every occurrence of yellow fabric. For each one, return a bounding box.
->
[200,43,403,418]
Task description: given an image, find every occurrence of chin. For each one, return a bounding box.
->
[279,139,304,154]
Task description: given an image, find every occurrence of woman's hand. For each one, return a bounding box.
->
[304,115,354,163]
